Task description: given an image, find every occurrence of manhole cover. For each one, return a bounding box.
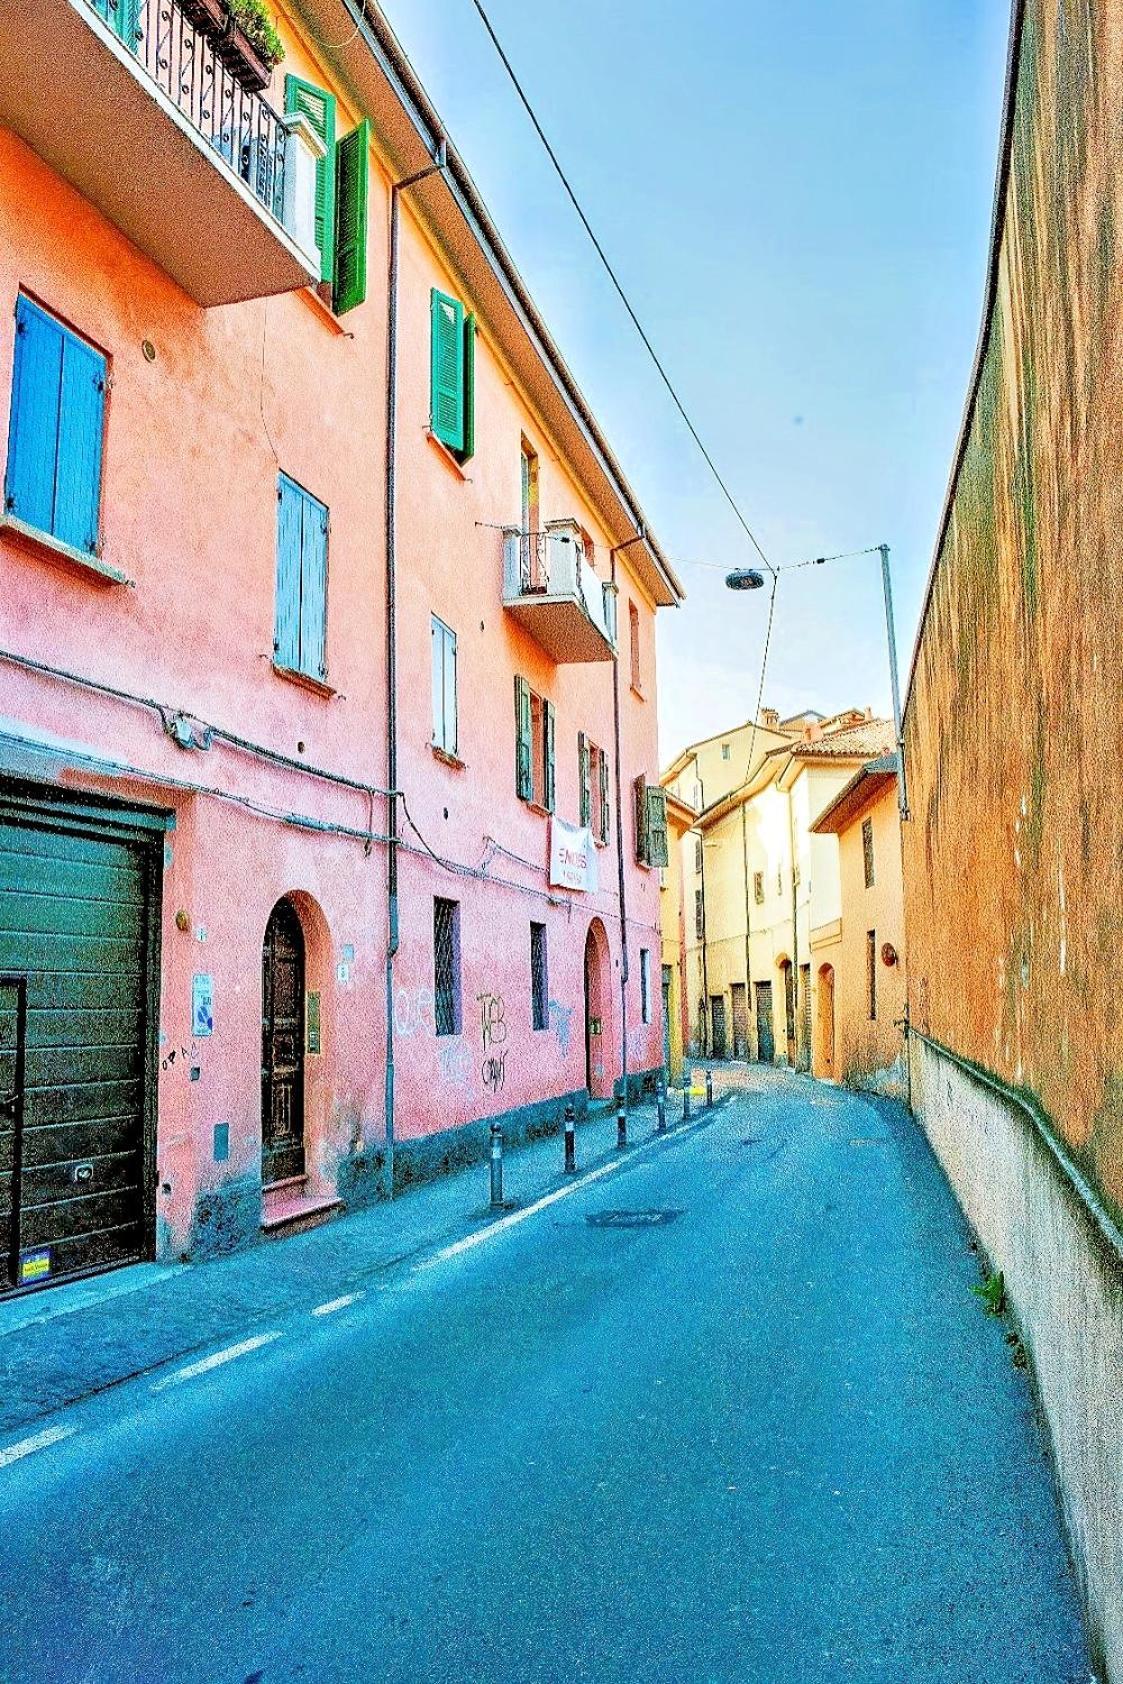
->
[585,1209,682,1229]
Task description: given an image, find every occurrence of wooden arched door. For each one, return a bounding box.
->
[261,899,306,1186]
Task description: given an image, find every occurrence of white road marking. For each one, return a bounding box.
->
[151,1332,281,1392]
[312,1293,360,1316]
[418,1115,710,1272]
[0,1423,76,1469]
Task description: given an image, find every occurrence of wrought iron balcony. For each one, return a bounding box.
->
[0,0,322,305]
[502,520,618,664]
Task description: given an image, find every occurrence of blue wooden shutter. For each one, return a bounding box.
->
[285,76,337,283]
[430,290,464,451]
[54,331,106,554]
[274,476,302,670]
[515,677,533,801]
[299,493,328,679]
[5,296,64,536]
[333,120,370,315]
[543,700,556,814]
[578,732,591,827]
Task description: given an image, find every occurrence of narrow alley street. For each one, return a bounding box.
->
[0,1069,1089,1684]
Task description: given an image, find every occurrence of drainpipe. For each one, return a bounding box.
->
[609,532,648,1112]
[787,785,800,1065]
[384,142,446,1198]
[741,799,753,1058]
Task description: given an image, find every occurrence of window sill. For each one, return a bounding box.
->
[522,800,551,819]
[630,682,646,702]
[431,744,465,771]
[425,429,472,480]
[272,662,338,700]
[1,514,133,587]
[297,283,350,336]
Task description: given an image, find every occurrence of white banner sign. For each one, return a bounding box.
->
[549,816,599,892]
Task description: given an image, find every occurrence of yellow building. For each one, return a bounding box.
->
[809,754,906,1096]
[664,711,894,1067]
[659,791,696,1087]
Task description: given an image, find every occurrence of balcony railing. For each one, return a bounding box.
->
[95,0,288,221]
[502,522,618,664]
[0,0,320,304]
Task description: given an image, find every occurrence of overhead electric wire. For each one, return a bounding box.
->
[466,0,776,579]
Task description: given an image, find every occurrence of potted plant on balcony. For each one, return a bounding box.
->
[215,0,284,92]
[178,0,227,38]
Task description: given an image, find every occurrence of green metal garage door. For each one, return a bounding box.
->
[0,795,161,1294]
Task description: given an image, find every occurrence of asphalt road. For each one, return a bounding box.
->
[0,1072,1091,1683]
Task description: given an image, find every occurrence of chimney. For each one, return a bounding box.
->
[759,707,780,729]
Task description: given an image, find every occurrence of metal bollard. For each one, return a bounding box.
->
[683,1085,692,1122]
[706,1069,714,1108]
[489,1121,504,1209]
[564,1103,577,1175]
[656,1087,667,1133]
[616,1097,627,1151]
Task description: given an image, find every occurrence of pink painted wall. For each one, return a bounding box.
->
[0,14,668,1261]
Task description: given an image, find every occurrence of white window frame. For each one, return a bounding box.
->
[431,614,458,756]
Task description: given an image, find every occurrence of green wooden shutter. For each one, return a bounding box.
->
[598,746,611,844]
[543,700,556,814]
[333,120,370,315]
[461,314,476,461]
[430,290,464,452]
[578,733,591,827]
[634,775,649,864]
[285,75,337,283]
[645,786,669,868]
[515,677,533,801]
[274,476,303,670]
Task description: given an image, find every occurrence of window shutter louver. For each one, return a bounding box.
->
[634,775,649,863]
[544,700,556,814]
[54,332,106,554]
[274,477,303,671]
[285,76,337,283]
[515,677,533,800]
[645,786,669,868]
[578,732,591,827]
[461,314,476,461]
[598,747,611,844]
[5,297,64,535]
[299,497,328,679]
[333,120,370,315]
[430,290,464,451]
[117,0,141,47]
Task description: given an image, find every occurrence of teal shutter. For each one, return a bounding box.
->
[333,120,370,315]
[5,296,64,536]
[515,676,533,801]
[116,0,141,47]
[430,290,464,451]
[598,745,611,844]
[461,313,476,461]
[285,76,337,283]
[54,332,106,554]
[578,732,591,827]
[274,476,302,670]
[634,775,649,863]
[543,700,556,814]
[299,494,328,679]
[645,786,669,867]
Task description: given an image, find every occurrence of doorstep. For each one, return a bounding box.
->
[261,1181,343,1238]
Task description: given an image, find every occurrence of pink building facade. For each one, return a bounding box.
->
[0,0,681,1293]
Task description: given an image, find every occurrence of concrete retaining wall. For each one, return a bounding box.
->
[911,1034,1123,1683]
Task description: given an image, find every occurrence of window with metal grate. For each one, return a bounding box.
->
[434,897,462,1036]
[530,922,548,1030]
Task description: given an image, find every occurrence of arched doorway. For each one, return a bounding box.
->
[778,957,796,1067]
[817,963,836,1079]
[583,918,612,1099]
[261,898,306,1186]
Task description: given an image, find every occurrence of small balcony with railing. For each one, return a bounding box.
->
[502,519,618,664]
[0,0,323,305]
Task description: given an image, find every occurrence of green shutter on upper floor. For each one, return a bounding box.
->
[598,746,611,845]
[578,733,591,828]
[543,700,556,815]
[430,290,464,452]
[461,314,476,462]
[634,775,649,864]
[333,120,370,316]
[645,785,670,868]
[515,676,533,801]
[285,75,337,283]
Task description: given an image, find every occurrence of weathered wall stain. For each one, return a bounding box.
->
[904,0,1123,1221]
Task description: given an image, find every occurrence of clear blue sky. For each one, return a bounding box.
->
[390,0,1011,754]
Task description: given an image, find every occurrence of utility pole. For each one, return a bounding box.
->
[878,543,909,821]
